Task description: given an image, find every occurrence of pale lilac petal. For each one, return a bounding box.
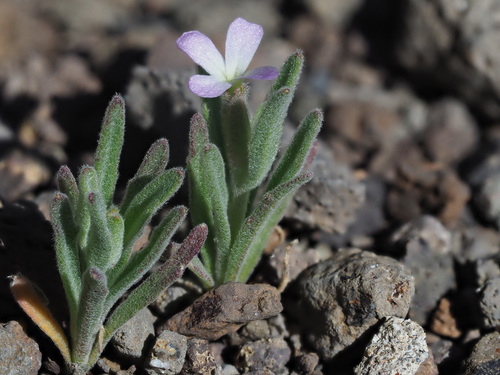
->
[225,18,263,79]
[189,75,232,98]
[177,31,226,79]
[240,66,279,80]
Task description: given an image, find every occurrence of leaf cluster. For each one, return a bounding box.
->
[188,51,323,287]
[12,95,207,373]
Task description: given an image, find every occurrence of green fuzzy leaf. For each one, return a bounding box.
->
[56,166,79,213]
[76,166,99,252]
[85,190,114,271]
[188,113,210,159]
[245,51,305,192]
[72,266,108,366]
[266,109,323,192]
[245,87,294,192]
[94,94,125,207]
[220,87,252,190]
[106,206,187,309]
[135,138,170,176]
[200,143,230,282]
[187,115,216,274]
[169,242,215,290]
[106,207,124,269]
[237,193,293,283]
[50,193,80,322]
[78,165,99,193]
[187,167,214,274]
[268,50,303,96]
[224,172,313,282]
[97,224,207,357]
[228,190,252,244]
[121,168,184,251]
[120,138,169,214]
[185,253,215,289]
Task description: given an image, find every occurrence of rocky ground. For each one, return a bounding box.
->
[0,0,500,374]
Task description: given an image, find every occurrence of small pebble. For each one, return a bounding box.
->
[293,352,320,375]
[110,307,155,361]
[479,277,500,328]
[463,332,500,375]
[236,338,291,374]
[475,172,500,228]
[146,330,187,375]
[390,215,455,325]
[284,139,366,235]
[423,98,478,165]
[180,338,216,375]
[426,333,453,366]
[0,321,42,375]
[354,317,428,375]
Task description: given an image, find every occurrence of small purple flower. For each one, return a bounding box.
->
[176,18,279,98]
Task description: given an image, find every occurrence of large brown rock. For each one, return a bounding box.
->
[162,282,282,341]
[288,248,414,360]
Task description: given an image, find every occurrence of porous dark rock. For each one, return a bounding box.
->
[228,319,271,346]
[395,0,500,121]
[263,240,320,286]
[0,321,42,375]
[235,337,291,374]
[149,284,194,319]
[476,259,500,286]
[228,313,289,346]
[390,215,455,325]
[110,307,155,361]
[478,277,500,328]
[463,332,500,375]
[285,140,365,235]
[354,317,428,375]
[422,98,478,165]
[325,87,426,168]
[426,332,453,367]
[288,248,414,360]
[342,176,387,246]
[293,352,320,375]
[453,226,500,264]
[383,143,470,225]
[162,282,283,341]
[475,172,500,228]
[146,329,187,375]
[179,338,216,375]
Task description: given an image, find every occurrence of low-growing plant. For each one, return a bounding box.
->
[10,95,207,374]
[177,18,323,288]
